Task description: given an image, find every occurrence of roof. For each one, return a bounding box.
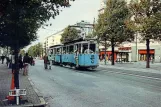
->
[45,29,64,39]
[49,44,63,48]
[63,38,97,45]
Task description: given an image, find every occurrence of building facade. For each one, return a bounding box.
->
[99,41,161,63]
[42,20,94,54]
[131,42,161,62]
[73,20,94,39]
[98,0,161,63]
[42,30,64,54]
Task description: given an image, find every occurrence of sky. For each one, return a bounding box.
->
[24,0,101,50]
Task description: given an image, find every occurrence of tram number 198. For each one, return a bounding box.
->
[90,55,95,63]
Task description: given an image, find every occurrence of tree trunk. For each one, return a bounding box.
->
[146,39,150,68]
[111,38,115,65]
[14,48,19,89]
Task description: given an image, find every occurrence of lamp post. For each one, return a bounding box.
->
[135,32,138,62]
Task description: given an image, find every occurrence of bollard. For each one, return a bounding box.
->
[9,89,26,105]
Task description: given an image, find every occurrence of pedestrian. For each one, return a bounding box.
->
[30,56,33,66]
[6,54,9,66]
[11,51,15,73]
[8,53,12,69]
[23,53,30,76]
[48,55,52,70]
[43,54,48,69]
[1,54,5,64]
[19,54,23,71]
[74,49,79,67]
[159,56,161,63]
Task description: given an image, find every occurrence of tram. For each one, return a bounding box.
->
[48,38,99,69]
[48,44,63,65]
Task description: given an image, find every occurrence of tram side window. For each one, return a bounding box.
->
[51,49,53,54]
[69,45,74,54]
[63,47,66,54]
[66,46,69,54]
[54,48,56,54]
[78,44,81,53]
[56,48,60,54]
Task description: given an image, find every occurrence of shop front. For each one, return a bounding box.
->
[99,51,117,61]
[116,47,132,62]
[138,49,155,61]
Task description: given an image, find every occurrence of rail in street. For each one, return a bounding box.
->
[27,60,161,107]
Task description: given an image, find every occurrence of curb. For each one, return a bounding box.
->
[6,77,47,107]
[99,64,161,74]
[26,77,47,107]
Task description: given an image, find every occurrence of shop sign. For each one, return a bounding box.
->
[118,47,131,52]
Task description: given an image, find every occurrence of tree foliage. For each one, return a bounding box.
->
[94,0,134,65]
[28,43,43,57]
[0,0,74,49]
[20,49,25,56]
[95,0,134,44]
[61,26,80,43]
[0,0,75,90]
[126,0,161,40]
[126,0,161,68]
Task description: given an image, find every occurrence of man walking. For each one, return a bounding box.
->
[43,54,48,69]
[23,53,30,76]
[1,54,5,64]
[48,55,52,70]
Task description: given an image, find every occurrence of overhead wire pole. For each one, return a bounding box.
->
[136,32,138,62]
[104,18,108,65]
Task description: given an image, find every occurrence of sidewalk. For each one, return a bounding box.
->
[0,64,45,107]
[99,61,161,74]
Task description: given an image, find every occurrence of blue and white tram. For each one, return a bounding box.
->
[62,39,99,69]
[48,39,99,69]
[48,44,63,65]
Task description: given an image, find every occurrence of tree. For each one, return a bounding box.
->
[95,0,134,65]
[20,49,25,56]
[0,0,75,102]
[85,33,94,39]
[28,43,43,57]
[61,26,80,43]
[126,0,161,68]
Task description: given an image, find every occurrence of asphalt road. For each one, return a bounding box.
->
[29,60,161,107]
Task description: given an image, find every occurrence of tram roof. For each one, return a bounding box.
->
[63,38,96,45]
[49,44,63,48]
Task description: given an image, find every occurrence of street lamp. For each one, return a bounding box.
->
[135,32,138,62]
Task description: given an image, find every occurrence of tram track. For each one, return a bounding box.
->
[96,67,161,81]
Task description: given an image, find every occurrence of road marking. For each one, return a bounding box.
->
[101,70,161,81]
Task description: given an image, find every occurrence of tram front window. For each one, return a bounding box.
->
[90,44,96,53]
[82,43,88,54]
[82,43,95,54]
